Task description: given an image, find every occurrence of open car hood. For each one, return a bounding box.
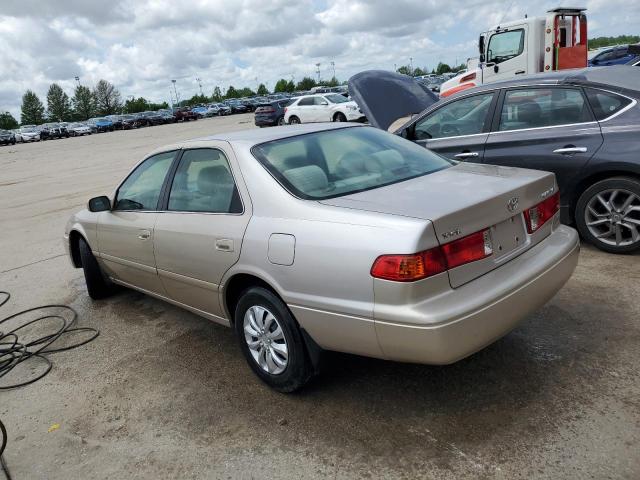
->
[348,70,438,132]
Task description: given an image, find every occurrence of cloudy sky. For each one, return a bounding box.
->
[1,0,638,119]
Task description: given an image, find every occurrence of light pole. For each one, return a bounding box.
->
[409,57,413,75]
[74,76,80,87]
[171,79,180,105]
[330,61,336,80]
[315,63,321,84]
[196,77,203,96]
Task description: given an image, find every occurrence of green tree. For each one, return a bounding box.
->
[257,83,269,95]
[123,96,150,113]
[435,62,452,75]
[93,79,122,115]
[295,76,317,91]
[21,90,45,125]
[237,87,255,97]
[212,86,222,102]
[413,67,427,76]
[225,86,239,99]
[46,83,71,121]
[326,77,339,87]
[72,85,95,120]
[186,93,209,106]
[0,112,19,130]
[274,78,295,93]
[396,65,412,75]
[589,35,640,50]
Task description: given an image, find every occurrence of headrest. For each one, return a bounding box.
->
[197,166,232,195]
[283,165,328,194]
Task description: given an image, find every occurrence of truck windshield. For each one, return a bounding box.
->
[487,29,524,64]
[252,126,452,200]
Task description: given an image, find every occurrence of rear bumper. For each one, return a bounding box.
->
[374,225,580,364]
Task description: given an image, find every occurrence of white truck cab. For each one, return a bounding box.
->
[441,7,588,97]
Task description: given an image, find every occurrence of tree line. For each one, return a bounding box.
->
[588,35,639,50]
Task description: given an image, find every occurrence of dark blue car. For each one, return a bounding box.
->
[589,45,636,67]
[254,99,291,127]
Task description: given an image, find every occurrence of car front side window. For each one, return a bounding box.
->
[114,151,175,211]
[413,93,495,140]
[487,29,525,64]
[168,149,242,214]
[499,88,592,131]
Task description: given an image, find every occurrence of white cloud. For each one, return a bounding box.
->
[0,0,638,120]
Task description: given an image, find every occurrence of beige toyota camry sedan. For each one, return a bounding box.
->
[64,123,579,391]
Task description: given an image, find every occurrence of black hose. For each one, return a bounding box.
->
[0,291,99,478]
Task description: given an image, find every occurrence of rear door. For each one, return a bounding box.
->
[153,146,251,318]
[410,91,498,161]
[482,86,604,214]
[295,97,315,122]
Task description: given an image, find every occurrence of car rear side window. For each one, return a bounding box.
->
[585,88,633,120]
[168,149,242,213]
[297,97,314,106]
[114,151,175,211]
[252,127,452,200]
[499,88,592,131]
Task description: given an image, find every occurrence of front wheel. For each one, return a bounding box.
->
[79,238,116,299]
[234,287,313,392]
[333,112,347,122]
[575,177,640,254]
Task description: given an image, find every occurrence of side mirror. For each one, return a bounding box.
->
[88,196,111,212]
[479,53,485,63]
[493,64,499,73]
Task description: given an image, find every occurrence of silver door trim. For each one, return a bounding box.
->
[97,252,157,274]
[488,121,599,136]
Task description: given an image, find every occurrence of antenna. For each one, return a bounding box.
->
[496,0,516,27]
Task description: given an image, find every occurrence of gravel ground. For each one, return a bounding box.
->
[1,114,638,479]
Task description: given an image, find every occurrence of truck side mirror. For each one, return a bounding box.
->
[494,64,499,73]
[88,196,111,212]
[480,53,485,63]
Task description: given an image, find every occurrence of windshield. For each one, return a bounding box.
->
[252,127,452,200]
[325,94,348,104]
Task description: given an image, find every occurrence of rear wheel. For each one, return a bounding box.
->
[333,112,347,122]
[79,238,116,299]
[575,177,640,254]
[277,116,285,126]
[234,287,313,392]
[288,116,300,125]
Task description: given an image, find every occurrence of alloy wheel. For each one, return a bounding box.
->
[585,188,640,247]
[243,305,289,375]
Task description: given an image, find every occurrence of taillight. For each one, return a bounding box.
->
[284,107,288,113]
[371,229,493,282]
[441,229,493,269]
[523,191,560,234]
[460,72,477,83]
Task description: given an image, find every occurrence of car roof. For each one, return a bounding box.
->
[159,123,362,152]
[457,66,640,95]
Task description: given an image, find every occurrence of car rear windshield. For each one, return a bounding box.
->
[252,126,452,200]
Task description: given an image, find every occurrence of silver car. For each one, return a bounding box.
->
[64,124,579,391]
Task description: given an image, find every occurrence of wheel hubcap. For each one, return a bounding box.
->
[585,188,640,247]
[243,305,288,375]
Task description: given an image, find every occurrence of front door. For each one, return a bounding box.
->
[153,147,251,319]
[411,91,497,161]
[97,150,177,294]
[483,86,604,218]
[482,25,528,83]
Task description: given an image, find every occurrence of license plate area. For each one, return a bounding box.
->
[491,214,527,260]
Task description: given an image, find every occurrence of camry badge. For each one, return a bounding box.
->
[507,197,519,212]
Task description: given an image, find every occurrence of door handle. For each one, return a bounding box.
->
[215,238,234,252]
[454,152,479,159]
[553,147,587,155]
[137,229,151,240]
[515,70,526,75]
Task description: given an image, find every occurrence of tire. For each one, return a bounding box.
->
[234,287,313,392]
[333,112,347,122]
[575,176,640,254]
[288,116,300,125]
[277,116,285,126]
[79,238,115,299]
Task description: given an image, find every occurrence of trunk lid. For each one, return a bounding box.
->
[321,163,557,288]
[348,70,439,132]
